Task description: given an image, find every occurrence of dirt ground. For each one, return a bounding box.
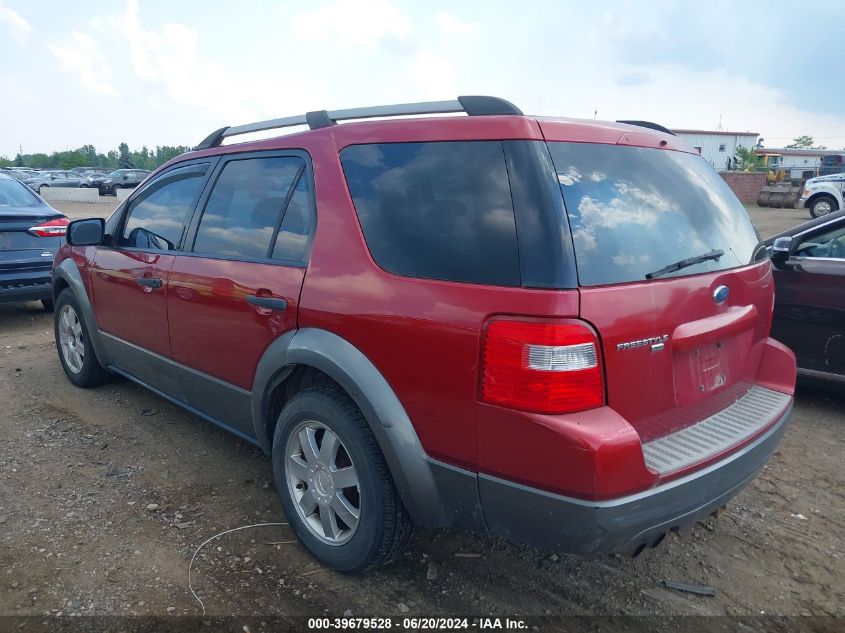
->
[0,200,842,623]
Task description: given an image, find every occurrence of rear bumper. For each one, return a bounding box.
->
[477,401,792,554]
[0,281,52,304]
[0,267,52,304]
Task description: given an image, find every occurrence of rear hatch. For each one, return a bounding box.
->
[544,137,782,457]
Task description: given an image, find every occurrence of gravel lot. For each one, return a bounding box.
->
[0,199,842,623]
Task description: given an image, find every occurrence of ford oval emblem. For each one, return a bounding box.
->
[713,285,729,304]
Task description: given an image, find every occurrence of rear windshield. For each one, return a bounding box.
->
[0,179,39,207]
[547,142,760,286]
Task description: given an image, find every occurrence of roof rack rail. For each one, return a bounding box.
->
[195,95,522,150]
[616,120,676,136]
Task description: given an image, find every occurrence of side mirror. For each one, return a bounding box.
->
[122,174,129,180]
[771,236,792,268]
[67,218,105,246]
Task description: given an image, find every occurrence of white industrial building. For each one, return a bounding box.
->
[752,148,835,170]
[672,129,760,170]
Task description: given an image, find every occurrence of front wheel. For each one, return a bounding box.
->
[272,387,413,573]
[54,289,110,387]
[809,195,837,218]
[38,185,48,195]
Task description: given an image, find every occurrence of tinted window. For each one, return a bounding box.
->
[547,142,760,286]
[341,141,519,286]
[272,174,314,262]
[120,169,205,250]
[795,223,845,258]
[194,157,303,259]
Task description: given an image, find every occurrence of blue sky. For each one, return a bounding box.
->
[1,0,843,158]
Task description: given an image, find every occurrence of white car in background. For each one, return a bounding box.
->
[802,172,845,218]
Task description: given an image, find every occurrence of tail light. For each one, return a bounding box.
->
[27,217,69,237]
[481,319,604,414]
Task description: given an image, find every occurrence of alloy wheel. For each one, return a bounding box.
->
[58,304,85,373]
[285,421,361,545]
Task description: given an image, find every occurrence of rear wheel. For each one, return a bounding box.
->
[272,387,413,573]
[38,184,48,195]
[54,289,110,387]
[810,195,837,218]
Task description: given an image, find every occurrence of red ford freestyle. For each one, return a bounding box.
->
[52,96,796,572]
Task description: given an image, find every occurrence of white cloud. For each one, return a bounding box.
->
[288,0,411,50]
[411,50,456,98]
[557,166,582,186]
[95,0,320,124]
[48,31,119,97]
[0,0,31,45]
[436,12,475,35]
[611,252,650,266]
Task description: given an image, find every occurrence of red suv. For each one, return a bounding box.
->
[52,96,796,572]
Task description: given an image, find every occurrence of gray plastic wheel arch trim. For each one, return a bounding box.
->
[52,258,110,366]
[252,327,451,527]
[46,271,455,529]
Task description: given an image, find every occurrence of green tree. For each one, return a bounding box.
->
[27,153,53,168]
[786,135,814,149]
[735,145,761,171]
[0,156,12,168]
[117,142,134,168]
[785,135,827,150]
[14,153,24,167]
[155,145,191,166]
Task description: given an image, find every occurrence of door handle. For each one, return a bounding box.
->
[246,295,288,311]
[136,277,162,289]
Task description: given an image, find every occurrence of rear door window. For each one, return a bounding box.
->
[547,142,760,286]
[340,141,520,286]
[193,156,305,260]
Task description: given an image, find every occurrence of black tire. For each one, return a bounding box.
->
[272,387,413,573]
[809,195,838,218]
[109,185,118,196]
[38,184,48,195]
[41,298,54,312]
[53,289,110,388]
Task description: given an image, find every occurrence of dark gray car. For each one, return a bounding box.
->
[22,171,89,195]
[0,174,67,310]
[90,169,151,196]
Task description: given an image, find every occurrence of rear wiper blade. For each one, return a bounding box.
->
[645,249,724,280]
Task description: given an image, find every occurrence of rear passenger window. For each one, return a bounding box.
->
[340,141,520,286]
[120,168,206,250]
[271,174,314,263]
[193,157,304,259]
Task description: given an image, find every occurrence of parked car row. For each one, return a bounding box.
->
[15,168,150,196]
